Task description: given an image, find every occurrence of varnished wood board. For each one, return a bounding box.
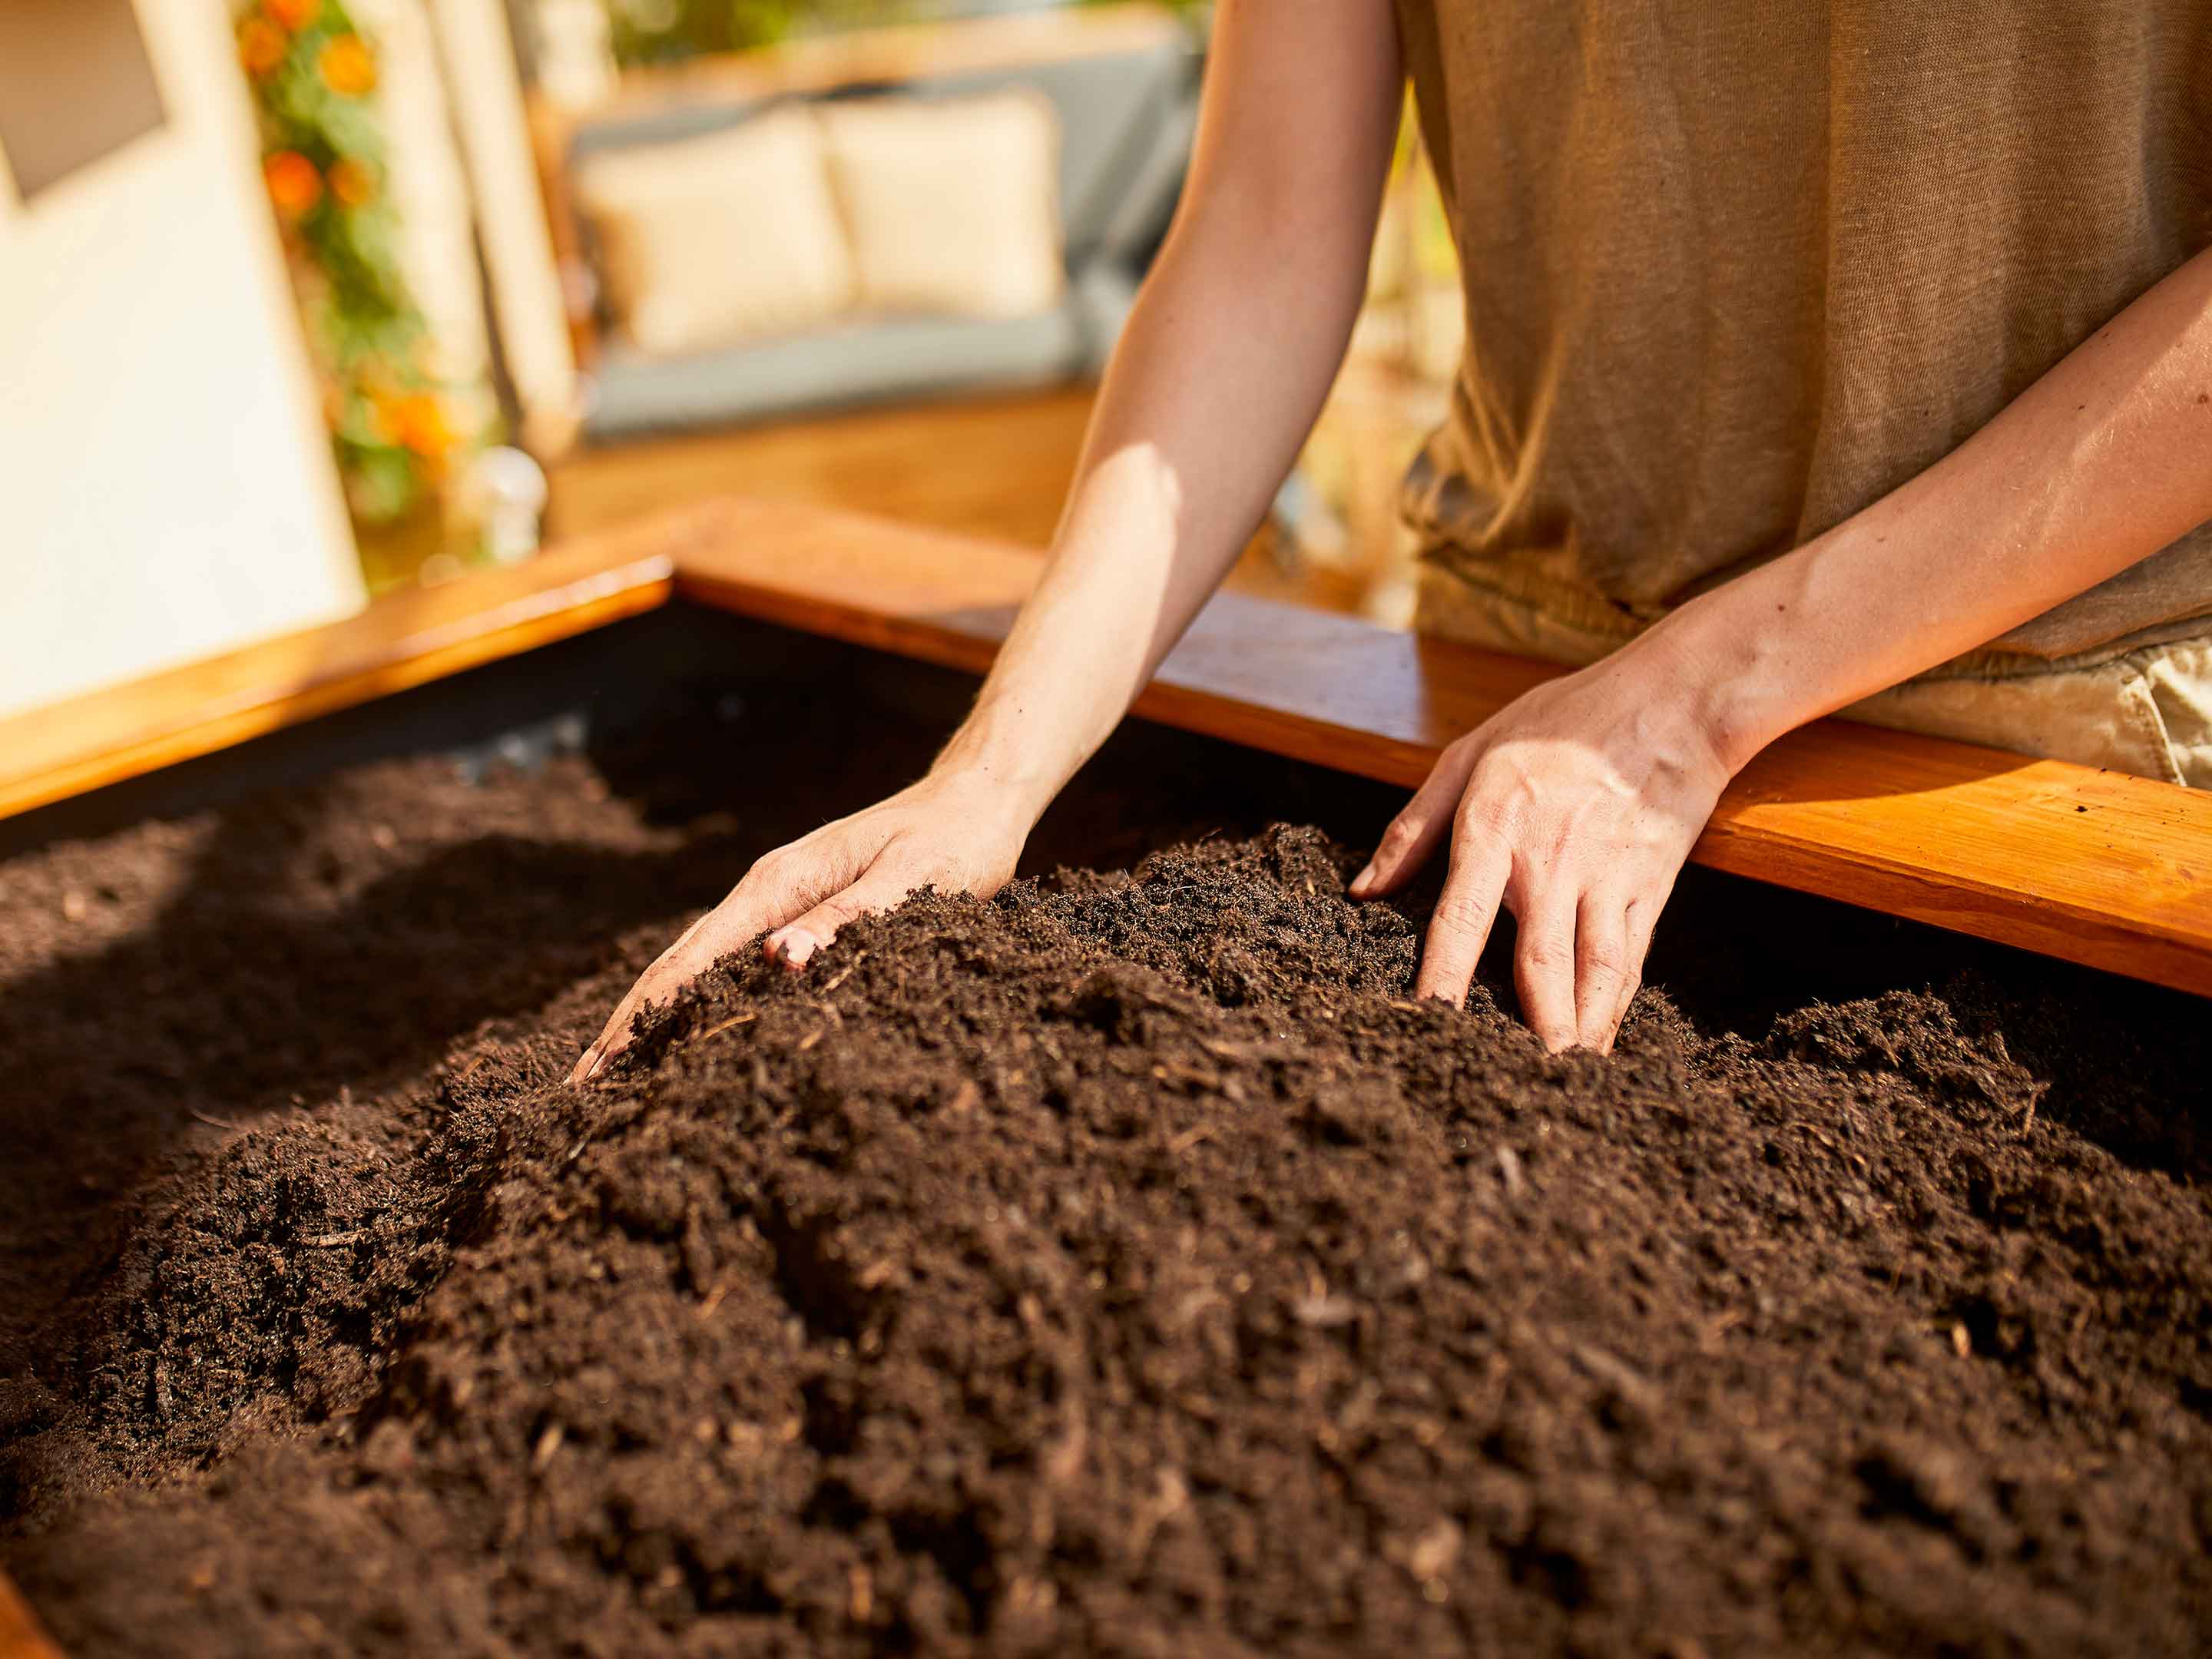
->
[577,4,1185,126]
[0,512,694,823]
[675,496,2212,998]
[0,1571,63,1659]
[5,488,2207,995]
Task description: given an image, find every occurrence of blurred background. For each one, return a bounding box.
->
[0,0,1462,719]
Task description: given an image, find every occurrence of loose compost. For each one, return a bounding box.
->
[2,680,2207,1658]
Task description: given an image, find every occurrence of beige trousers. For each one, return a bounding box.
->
[1416,566,2212,789]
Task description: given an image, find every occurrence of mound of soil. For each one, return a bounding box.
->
[3,702,2209,1657]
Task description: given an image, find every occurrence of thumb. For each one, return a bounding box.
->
[765,859,926,968]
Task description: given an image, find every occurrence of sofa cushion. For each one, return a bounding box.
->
[567,41,1197,274]
[922,42,1195,263]
[585,303,1096,439]
[817,91,1065,320]
[575,104,854,357]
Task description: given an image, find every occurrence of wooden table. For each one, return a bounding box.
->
[0,1575,61,1659]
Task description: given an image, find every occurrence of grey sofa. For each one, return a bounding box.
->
[566,37,1201,440]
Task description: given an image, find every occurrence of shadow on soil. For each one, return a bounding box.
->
[0,805,753,1371]
[5,641,2204,1391]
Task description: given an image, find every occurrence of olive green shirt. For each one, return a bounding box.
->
[1395,0,2212,664]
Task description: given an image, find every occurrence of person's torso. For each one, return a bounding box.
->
[1396,0,2212,659]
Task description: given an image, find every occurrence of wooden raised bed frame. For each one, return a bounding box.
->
[6,495,2212,998]
[6,493,2212,1651]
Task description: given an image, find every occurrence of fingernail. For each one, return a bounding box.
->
[770,930,816,968]
[1349,863,1376,896]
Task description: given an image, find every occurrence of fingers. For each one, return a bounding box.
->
[571,935,692,1083]
[1350,737,1481,898]
[1573,893,1637,1053]
[570,852,828,1083]
[1512,887,1580,1053]
[569,948,680,1084]
[571,910,751,1084]
[1412,829,1509,1006]
[764,857,925,968]
[1610,888,1670,1041]
[1622,895,1657,991]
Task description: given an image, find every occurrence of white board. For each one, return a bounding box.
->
[0,0,365,721]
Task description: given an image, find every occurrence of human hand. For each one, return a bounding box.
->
[570,769,1030,1081]
[1347,641,1734,1052]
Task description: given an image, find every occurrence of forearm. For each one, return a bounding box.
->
[935,227,1376,811]
[1648,246,2212,773]
[929,0,1402,818]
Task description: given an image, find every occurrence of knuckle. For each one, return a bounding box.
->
[1430,892,1493,939]
[1518,932,1573,973]
[676,916,733,962]
[1579,948,1631,984]
[876,840,931,886]
[806,896,858,932]
[1624,903,1658,954]
[1459,791,1519,845]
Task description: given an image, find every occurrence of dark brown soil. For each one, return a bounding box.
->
[4,688,2209,1658]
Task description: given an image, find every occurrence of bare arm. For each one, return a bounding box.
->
[1360,246,2212,1051]
[1675,246,2212,767]
[576,1,1403,1078]
[873,0,1408,839]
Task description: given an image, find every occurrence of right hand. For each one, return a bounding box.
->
[569,770,1029,1082]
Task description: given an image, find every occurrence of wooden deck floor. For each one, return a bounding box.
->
[545,386,1381,616]
[548,386,1094,550]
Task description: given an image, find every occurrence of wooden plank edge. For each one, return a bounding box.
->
[1098,677,2212,1000]
[5,492,2205,999]
[673,561,2212,1002]
[675,571,1002,680]
[0,1569,64,1659]
[0,556,674,823]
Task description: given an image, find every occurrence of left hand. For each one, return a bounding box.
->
[1348,639,1734,1052]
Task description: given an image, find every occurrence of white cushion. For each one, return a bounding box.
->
[818,91,1066,320]
[576,106,855,357]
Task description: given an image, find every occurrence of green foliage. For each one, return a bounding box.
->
[602,0,912,67]
[240,0,469,529]
[601,2,1209,73]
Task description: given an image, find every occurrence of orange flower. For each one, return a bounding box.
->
[317,34,376,97]
[263,151,322,217]
[264,0,320,31]
[388,392,451,458]
[363,391,396,443]
[328,157,376,207]
[237,16,286,76]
